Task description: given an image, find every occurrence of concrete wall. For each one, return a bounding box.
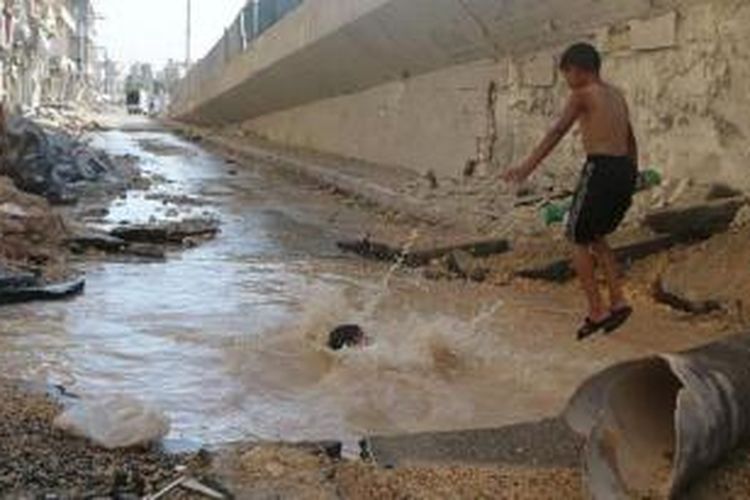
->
[174,0,750,189]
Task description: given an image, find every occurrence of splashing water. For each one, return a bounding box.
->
[470,298,507,330]
[360,228,421,321]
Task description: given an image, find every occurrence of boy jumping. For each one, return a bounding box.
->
[503,43,638,340]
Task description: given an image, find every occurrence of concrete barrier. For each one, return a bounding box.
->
[172,0,750,188]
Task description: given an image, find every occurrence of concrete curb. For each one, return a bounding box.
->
[362,417,582,469]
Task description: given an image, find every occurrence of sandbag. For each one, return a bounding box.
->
[564,333,750,498]
[54,395,170,450]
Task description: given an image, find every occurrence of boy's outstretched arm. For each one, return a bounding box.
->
[503,92,584,183]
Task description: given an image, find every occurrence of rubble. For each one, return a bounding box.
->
[445,250,490,282]
[3,115,133,204]
[67,229,166,260]
[144,193,212,207]
[731,205,750,230]
[0,176,71,279]
[111,217,221,245]
[337,237,509,268]
[68,229,128,254]
[654,228,750,315]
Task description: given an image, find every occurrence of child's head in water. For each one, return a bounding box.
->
[327,324,366,351]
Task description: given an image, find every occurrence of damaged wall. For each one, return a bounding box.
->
[236,0,750,189]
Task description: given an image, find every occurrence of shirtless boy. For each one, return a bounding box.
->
[503,43,638,339]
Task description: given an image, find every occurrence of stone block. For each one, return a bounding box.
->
[629,11,677,51]
[520,53,556,88]
[596,25,631,53]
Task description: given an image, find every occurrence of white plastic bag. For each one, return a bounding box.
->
[54,395,170,449]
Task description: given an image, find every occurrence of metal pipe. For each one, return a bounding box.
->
[564,333,750,498]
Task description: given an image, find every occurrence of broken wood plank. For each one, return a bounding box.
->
[337,237,510,267]
[513,190,573,208]
[653,277,723,315]
[180,478,228,499]
[516,234,681,283]
[644,197,746,241]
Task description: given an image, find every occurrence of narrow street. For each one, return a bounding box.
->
[0,113,707,453]
[2,0,750,498]
[0,114,575,447]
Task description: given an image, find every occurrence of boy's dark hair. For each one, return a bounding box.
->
[327,324,364,350]
[559,43,601,73]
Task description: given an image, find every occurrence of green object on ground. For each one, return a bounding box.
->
[638,168,662,191]
[542,198,573,226]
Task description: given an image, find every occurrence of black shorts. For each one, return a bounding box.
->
[566,155,637,244]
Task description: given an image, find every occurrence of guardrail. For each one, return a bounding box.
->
[172,0,303,116]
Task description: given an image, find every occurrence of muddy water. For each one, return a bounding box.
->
[0,124,610,449]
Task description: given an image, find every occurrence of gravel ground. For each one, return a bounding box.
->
[0,380,215,499]
[209,443,584,499]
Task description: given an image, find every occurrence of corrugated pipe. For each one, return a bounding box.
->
[565,333,750,498]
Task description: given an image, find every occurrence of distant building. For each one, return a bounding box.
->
[0,0,101,109]
[46,0,78,102]
[70,0,95,81]
[126,62,155,94]
[97,57,122,103]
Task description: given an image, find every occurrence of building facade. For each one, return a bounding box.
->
[0,0,99,110]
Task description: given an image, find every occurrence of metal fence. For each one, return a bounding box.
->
[173,0,303,114]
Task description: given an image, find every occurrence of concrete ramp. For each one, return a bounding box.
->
[362,418,582,469]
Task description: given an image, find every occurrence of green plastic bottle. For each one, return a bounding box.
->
[542,198,573,226]
[637,169,662,191]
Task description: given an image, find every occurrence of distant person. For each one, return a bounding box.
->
[503,43,638,340]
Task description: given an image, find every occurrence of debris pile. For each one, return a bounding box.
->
[110,217,221,246]
[0,176,67,269]
[3,114,131,204]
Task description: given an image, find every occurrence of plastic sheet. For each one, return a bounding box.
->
[54,395,170,450]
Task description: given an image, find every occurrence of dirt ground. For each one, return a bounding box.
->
[206,440,750,500]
